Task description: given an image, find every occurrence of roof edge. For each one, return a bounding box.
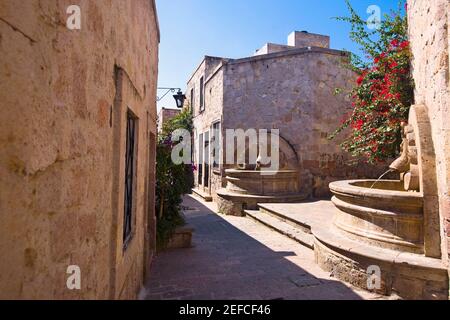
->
[186,55,226,85]
[151,0,161,43]
[229,46,350,65]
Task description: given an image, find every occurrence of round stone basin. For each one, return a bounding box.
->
[225,169,299,196]
[329,180,424,254]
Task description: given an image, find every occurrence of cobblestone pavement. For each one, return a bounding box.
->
[144,195,385,300]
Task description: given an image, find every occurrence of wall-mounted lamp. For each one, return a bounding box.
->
[157,87,186,109]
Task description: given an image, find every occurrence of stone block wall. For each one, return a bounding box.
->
[287,31,330,48]
[255,32,330,57]
[408,0,450,263]
[205,67,226,199]
[0,0,159,299]
[255,43,293,56]
[222,48,389,197]
[157,108,180,132]
[187,57,225,196]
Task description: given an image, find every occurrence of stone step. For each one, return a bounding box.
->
[313,222,449,299]
[245,209,315,249]
[258,204,313,234]
[192,188,213,202]
[248,201,449,299]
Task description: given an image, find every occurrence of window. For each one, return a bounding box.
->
[199,77,204,111]
[204,131,210,188]
[123,110,138,248]
[198,133,203,186]
[212,122,221,169]
[190,88,194,111]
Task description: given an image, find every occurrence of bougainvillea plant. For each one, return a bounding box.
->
[156,106,194,249]
[329,0,414,163]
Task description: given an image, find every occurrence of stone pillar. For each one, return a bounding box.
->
[407,0,450,261]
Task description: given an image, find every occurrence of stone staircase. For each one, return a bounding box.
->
[244,201,449,299]
[192,188,213,202]
[245,205,315,249]
[244,202,336,252]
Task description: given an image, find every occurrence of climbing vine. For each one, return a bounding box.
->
[329,0,414,163]
[156,107,194,249]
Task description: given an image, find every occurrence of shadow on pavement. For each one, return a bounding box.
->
[145,195,368,300]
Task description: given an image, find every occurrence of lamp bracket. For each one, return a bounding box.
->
[157,87,182,102]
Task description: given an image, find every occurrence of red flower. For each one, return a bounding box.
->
[390,39,400,47]
[371,144,378,152]
[353,119,364,130]
[399,40,409,49]
[389,61,398,69]
[357,75,364,85]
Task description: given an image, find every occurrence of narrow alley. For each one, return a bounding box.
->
[144,196,384,300]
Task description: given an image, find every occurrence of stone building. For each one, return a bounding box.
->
[186,31,385,208]
[407,0,450,269]
[0,0,159,299]
[312,1,450,298]
[226,3,450,299]
[157,107,181,132]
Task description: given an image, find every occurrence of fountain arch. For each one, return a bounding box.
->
[217,132,306,216]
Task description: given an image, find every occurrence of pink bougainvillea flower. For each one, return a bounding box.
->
[356,75,364,85]
[399,40,409,49]
[389,61,398,68]
[390,39,400,47]
[353,119,364,130]
[331,6,413,164]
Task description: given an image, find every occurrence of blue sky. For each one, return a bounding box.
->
[156,0,404,110]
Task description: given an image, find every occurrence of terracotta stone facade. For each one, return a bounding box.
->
[157,107,181,132]
[187,32,388,203]
[0,0,159,299]
[407,0,450,264]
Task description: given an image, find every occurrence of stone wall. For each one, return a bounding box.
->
[255,31,330,56]
[187,57,225,196]
[287,31,330,48]
[157,108,180,132]
[255,43,293,56]
[222,48,388,197]
[0,0,159,299]
[407,0,450,263]
[187,56,225,118]
[205,67,226,198]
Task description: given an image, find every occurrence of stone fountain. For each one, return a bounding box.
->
[216,134,307,216]
[329,120,425,254]
[314,105,448,299]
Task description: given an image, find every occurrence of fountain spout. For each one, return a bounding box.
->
[389,136,410,173]
[255,154,262,171]
[387,122,420,191]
